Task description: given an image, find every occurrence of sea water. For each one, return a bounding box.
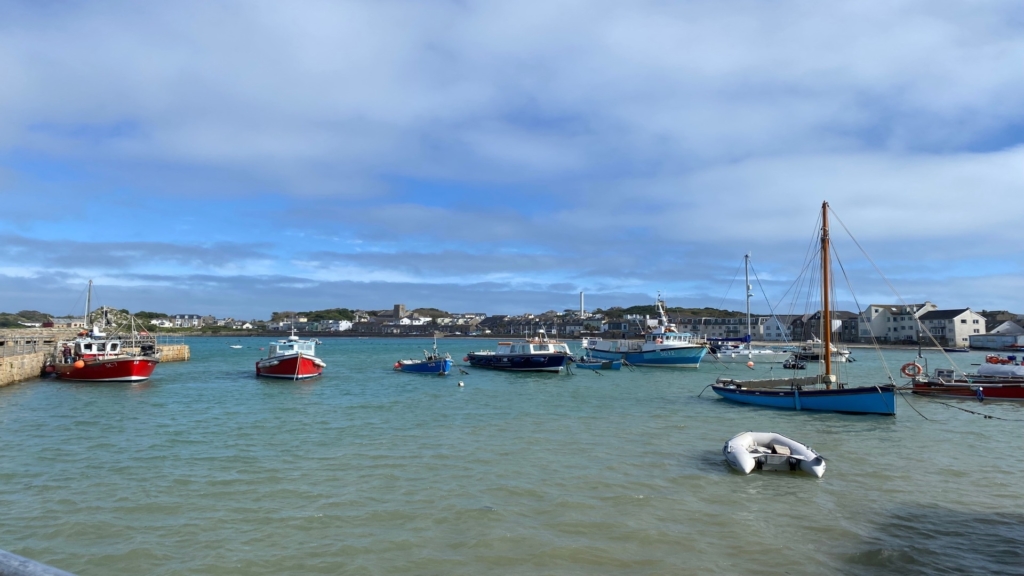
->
[1,338,1022,575]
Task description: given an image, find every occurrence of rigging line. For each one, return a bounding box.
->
[832,243,893,381]
[697,384,713,398]
[716,257,746,311]
[895,387,930,420]
[917,396,1024,421]
[829,207,966,374]
[748,262,790,344]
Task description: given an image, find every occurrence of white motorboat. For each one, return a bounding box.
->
[709,254,790,364]
[723,431,826,478]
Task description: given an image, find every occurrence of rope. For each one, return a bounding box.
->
[895,387,929,420]
[915,395,1024,421]
[293,351,301,381]
[697,384,713,398]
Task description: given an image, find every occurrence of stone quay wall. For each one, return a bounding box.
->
[1,351,49,388]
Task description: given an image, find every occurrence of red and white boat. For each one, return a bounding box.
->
[906,356,1024,401]
[51,326,160,382]
[255,331,325,380]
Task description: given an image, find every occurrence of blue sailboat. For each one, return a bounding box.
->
[710,201,896,416]
[394,339,453,375]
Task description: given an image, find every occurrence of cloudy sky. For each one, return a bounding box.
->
[1,0,1022,319]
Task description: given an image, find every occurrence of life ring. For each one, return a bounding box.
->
[986,355,1000,364]
[656,338,663,344]
[900,362,923,378]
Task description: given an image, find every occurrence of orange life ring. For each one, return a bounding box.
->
[656,338,664,344]
[900,362,923,378]
[986,355,999,364]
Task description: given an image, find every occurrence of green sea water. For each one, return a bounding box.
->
[2,337,1023,575]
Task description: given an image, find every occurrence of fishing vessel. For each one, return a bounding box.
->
[255,330,325,380]
[464,330,572,372]
[709,254,790,364]
[905,355,1024,401]
[583,296,707,367]
[711,202,896,415]
[49,281,160,382]
[394,339,453,375]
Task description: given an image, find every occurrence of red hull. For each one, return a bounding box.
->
[912,382,1024,401]
[55,356,159,382]
[256,354,324,380]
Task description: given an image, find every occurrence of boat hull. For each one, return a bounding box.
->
[54,356,159,382]
[466,353,569,372]
[574,359,622,370]
[256,354,324,380]
[395,358,453,375]
[587,345,707,367]
[711,383,896,415]
[712,349,790,363]
[912,382,1024,401]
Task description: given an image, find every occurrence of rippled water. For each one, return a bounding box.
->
[2,338,1023,575]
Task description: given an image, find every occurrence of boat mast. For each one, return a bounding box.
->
[84,279,93,329]
[821,202,832,378]
[744,253,751,342]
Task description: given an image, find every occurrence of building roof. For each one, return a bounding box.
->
[918,309,971,321]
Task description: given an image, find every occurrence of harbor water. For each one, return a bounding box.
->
[2,338,1023,575]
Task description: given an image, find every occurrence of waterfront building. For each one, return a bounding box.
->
[857,302,937,343]
[918,308,987,347]
[970,321,1024,349]
[173,314,204,328]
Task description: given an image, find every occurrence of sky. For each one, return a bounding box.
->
[1,0,1022,319]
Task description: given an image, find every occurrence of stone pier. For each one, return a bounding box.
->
[1,351,49,388]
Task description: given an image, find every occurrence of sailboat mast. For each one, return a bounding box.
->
[744,253,751,341]
[84,279,93,329]
[821,202,832,377]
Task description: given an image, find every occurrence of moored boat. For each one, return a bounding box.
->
[710,202,896,415]
[48,280,160,383]
[394,340,453,375]
[584,296,708,367]
[465,330,571,372]
[256,330,325,380]
[709,254,791,365]
[723,431,826,478]
[906,357,1024,401]
[573,355,623,370]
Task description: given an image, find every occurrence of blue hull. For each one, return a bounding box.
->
[466,353,569,372]
[397,358,453,375]
[587,346,707,367]
[574,359,622,370]
[711,384,897,415]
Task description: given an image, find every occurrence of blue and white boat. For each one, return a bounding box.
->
[465,330,572,372]
[710,202,896,416]
[394,340,453,375]
[583,297,708,368]
[573,355,623,370]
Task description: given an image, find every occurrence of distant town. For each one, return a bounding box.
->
[4,299,1024,350]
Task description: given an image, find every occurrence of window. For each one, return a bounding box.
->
[973,329,980,334]
[961,319,967,324]
[972,319,979,324]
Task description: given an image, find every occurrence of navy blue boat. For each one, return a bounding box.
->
[465,331,572,373]
[394,341,453,375]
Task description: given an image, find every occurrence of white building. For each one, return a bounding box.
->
[857,302,937,342]
[969,321,1024,349]
[173,314,203,328]
[918,308,986,347]
[320,320,353,332]
[150,319,174,328]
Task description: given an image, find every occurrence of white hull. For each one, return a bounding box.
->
[723,431,826,478]
[712,349,791,363]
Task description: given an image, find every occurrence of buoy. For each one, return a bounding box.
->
[73,360,85,369]
[463,356,469,362]
[746,361,755,369]
[394,362,401,370]
[458,381,464,387]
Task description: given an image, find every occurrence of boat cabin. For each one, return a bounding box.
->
[74,339,121,358]
[495,342,571,355]
[269,340,316,357]
[646,331,695,344]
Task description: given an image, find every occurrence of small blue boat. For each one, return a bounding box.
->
[573,357,622,370]
[394,341,453,375]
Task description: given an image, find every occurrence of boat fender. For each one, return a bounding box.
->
[900,362,923,378]
[394,362,402,370]
[976,387,984,402]
[463,356,469,362]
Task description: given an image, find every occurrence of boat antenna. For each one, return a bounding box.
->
[84,279,93,329]
[821,201,832,382]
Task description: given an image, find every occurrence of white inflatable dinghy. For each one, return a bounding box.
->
[723,431,826,478]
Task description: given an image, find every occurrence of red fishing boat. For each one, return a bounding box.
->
[906,357,1024,401]
[48,281,161,382]
[255,330,325,380]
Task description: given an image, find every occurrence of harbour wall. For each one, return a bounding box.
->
[1,351,48,388]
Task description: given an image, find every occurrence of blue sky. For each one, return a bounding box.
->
[1,0,1022,319]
